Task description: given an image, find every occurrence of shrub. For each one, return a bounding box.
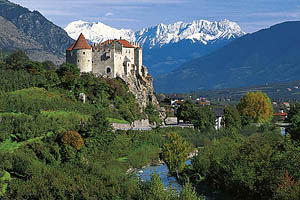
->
[61,131,84,150]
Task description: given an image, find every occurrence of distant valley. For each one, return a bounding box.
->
[155,21,300,93]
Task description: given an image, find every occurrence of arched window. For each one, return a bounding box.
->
[106,67,111,74]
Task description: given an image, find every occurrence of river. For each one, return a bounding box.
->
[136,160,233,200]
[136,161,186,192]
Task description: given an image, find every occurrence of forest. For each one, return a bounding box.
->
[1,50,300,200]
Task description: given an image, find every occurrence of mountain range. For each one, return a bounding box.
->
[155,21,300,93]
[0,0,74,63]
[2,0,300,95]
[65,19,245,76]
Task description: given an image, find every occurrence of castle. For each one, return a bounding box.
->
[66,33,149,79]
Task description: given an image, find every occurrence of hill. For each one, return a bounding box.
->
[155,21,300,93]
[0,0,74,63]
[0,51,199,199]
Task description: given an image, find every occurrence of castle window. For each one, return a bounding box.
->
[83,52,85,55]
[106,67,111,74]
[78,60,80,62]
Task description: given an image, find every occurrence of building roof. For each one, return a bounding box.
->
[67,33,91,51]
[118,39,135,48]
[274,112,288,116]
[213,108,224,117]
[101,39,135,48]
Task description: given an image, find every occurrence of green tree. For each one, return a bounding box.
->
[179,181,204,200]
[140,172,173,200]
[26,61,45,75]
[176,100,197,122]
[80,112,111,138]
[5,50,29,70]
[286,103,300,140]
[223,106,242,130]
[161,133,190,178]
[57,63,80,91]
[192,106,215,130]
[42,60,57,71]
[237,91,273,124]
[145,103,162,125]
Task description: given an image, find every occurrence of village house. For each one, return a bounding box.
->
[213,108,224,130]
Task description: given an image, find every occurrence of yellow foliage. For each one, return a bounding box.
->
[61,131,84,150]
[237,91,273,123]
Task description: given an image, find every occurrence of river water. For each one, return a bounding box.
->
[136,160,233,200]
[136,162,184,192]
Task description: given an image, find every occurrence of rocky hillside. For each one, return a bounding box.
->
[0,0,74,63]
[65,19,245,77]
[155,21,300,93]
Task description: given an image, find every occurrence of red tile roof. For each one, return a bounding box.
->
[118,39,135,48]
[274,112,288,116]
[101,40,114,46]
[101,39,135,48]
[67,33,91,51]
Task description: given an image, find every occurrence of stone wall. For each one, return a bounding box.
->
[164,117,178,125]
[133,119,150,128]
[111,123,132,130]
[92,50,115,78]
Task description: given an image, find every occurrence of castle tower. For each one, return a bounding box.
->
[66,33,92,73]
[134,47,143,76]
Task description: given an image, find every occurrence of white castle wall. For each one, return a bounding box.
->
[66,49,92,73]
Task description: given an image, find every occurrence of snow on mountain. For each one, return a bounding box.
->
[65,20,135,44]
[136,19,245,48]
[65,19,245,48]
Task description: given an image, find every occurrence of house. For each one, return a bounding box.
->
[274,110,288,120]
[213,108,224,130]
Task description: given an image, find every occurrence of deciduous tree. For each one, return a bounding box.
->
[223,106,242,130]
[176,100,197,123]
[237,91,273,124]
[161,133,190,178]
[192,106,215,130]
[286,103,300,140]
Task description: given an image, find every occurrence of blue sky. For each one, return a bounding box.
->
[10,0,300,33]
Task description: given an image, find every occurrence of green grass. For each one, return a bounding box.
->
[0,132,53,153]
[107,118,130,124]
[116,157,129,162]
[0,112,30,117]
[0,171,11,197]
[41,110,90,121]
[1,87,98,115]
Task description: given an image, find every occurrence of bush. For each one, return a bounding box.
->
[61,131,84,150]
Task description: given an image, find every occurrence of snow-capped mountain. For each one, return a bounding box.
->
[136,19,245,48]
[65,19,245,78]
[65,20,135,44]
[65,19,245,48]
